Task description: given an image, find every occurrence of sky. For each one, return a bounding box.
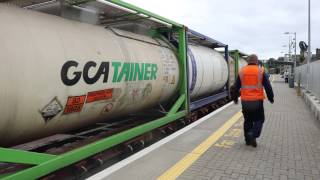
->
[125,0,320,60]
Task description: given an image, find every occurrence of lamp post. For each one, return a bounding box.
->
[307,0,311,90]
[294,32,297,74]
[283,34,291,61]
[282,45,287,61]
[284,32,297,76]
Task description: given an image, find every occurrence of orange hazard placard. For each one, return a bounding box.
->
[86,89,113,103]
[63,95,86,114]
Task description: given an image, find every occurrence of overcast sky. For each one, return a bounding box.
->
[126,0,320,60]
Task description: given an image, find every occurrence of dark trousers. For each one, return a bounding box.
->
[241,100,265,140]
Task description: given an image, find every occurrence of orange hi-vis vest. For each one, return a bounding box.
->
[239,65,265,101]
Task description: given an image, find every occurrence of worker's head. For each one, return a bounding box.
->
[247,54,258,64]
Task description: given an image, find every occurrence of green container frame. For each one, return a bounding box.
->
[229,50,248,79]
[0,1,189,179]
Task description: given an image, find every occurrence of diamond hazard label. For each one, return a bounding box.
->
[63,95,86,114]
[40,97,62,121]
[86,89,113,103]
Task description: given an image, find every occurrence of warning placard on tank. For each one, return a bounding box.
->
[40,97,63,121]
[86,89,113,103]
[63,95,86,114]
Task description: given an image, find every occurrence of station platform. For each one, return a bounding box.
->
[88,75,320,180]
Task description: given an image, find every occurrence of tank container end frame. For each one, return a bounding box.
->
[0,0,188,179]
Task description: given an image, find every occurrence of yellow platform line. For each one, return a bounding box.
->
[157,111,243,180]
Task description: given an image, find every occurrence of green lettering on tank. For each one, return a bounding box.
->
[150,64,158,80]
[144,63,151,80]
[112,62,121,82]
[134,63,145,81]
[129,62,134,81]
[117,62,130,82]
[112,61,157,82]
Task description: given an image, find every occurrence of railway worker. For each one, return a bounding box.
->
[233,54,274,147]
[284,70,289,83]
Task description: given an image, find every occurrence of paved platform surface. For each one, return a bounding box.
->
[90,75,320,180]
[178,76,320,180]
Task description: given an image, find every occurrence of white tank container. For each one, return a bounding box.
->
[0,5,179,146]
[0,5,229,146]
[228,56,236,86]
[239,57,248,69]
[188,45,228,100]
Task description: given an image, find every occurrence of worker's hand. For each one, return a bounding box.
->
[269,98,274,104]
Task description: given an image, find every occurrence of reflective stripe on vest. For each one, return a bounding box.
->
[239,67,263,89]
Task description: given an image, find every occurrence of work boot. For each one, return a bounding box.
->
[251,138,257,148]
[247,132,255,147]
[245,138,250,145]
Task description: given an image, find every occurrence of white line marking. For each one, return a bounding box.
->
[87,101,234,180]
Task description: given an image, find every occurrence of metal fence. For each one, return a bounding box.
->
[295,60,320,98]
